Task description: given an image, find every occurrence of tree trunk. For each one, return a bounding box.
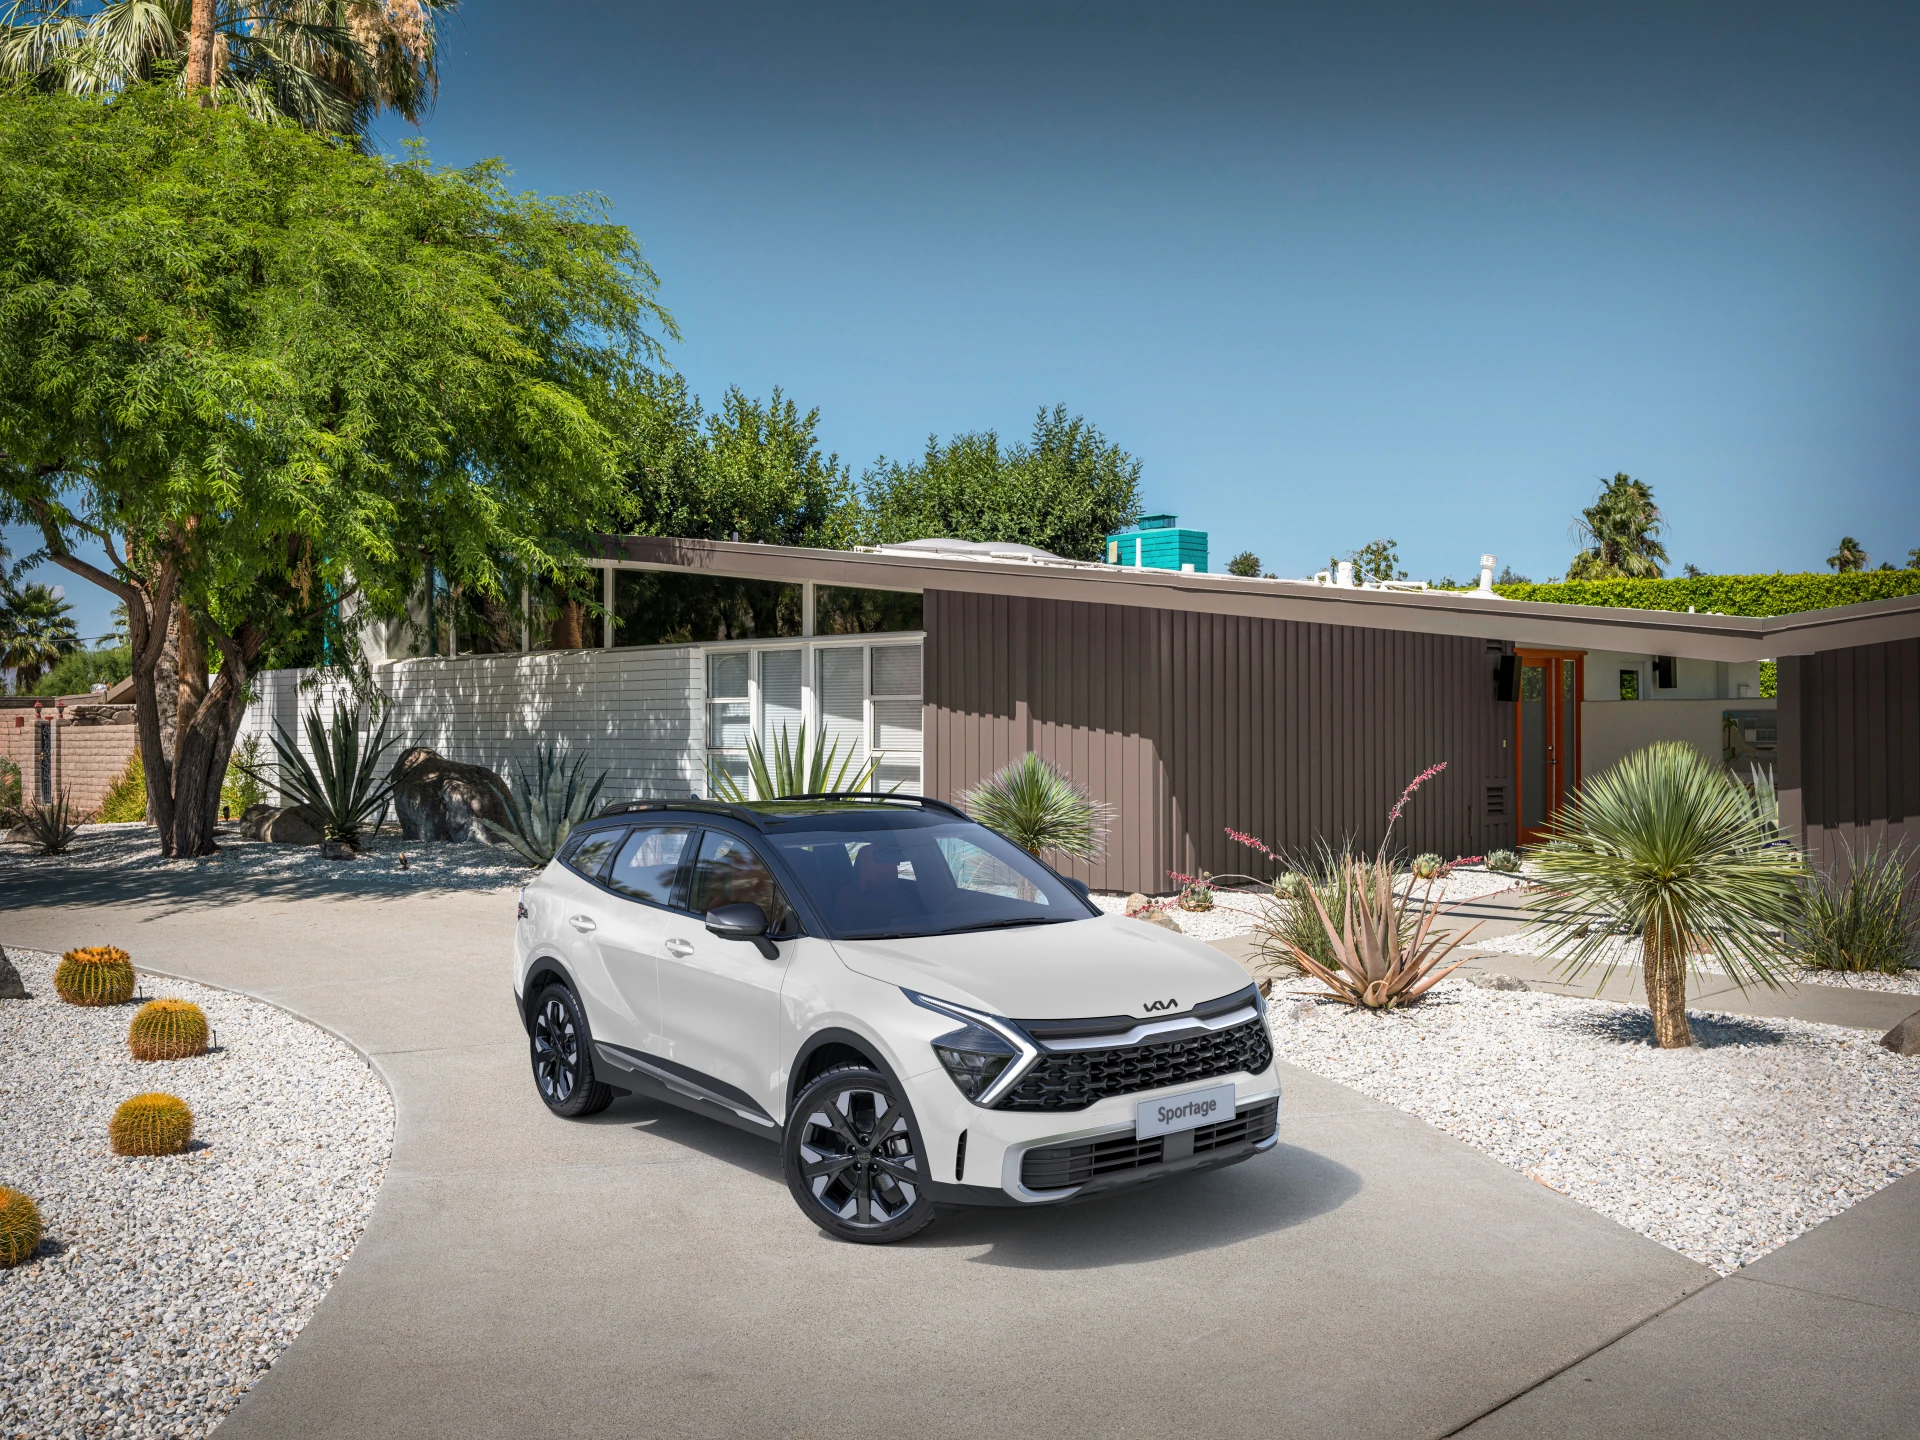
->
[154,609,180,766]
[176,604,208,737]
[1644,925,1693,1048]
[186,0,218,101]
[168,664,247,856]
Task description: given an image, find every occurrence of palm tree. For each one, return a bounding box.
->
[1525,742,1804,1048]
[1827,536,1869,573]
[1,580,82,692]
[1566,474,1669,580]
[0,0,455,142]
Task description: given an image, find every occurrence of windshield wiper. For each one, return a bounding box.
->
[929,917,1073,935]
[837,916,1073,941]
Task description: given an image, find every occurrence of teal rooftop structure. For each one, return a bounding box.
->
[1104,513,1209,572]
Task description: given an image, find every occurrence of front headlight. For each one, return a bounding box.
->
[905,990,1039,1107]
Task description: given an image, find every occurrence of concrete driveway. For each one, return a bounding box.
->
[0,859,1834,1439]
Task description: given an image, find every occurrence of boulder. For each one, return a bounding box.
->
[241,804,324,845]
[390,748,509,844]
[319,839,358,861]
[1123,893,1182,932]
[0,945,26,1000]
[1880,1008,1920,1057]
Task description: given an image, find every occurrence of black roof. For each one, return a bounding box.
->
[593,793,969,833]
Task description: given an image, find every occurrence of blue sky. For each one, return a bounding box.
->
[11,0,1919,644]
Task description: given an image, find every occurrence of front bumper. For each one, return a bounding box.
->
[903,1066,1282,1208]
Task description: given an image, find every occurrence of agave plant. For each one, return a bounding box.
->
[960,752,1109,862]
[483,745,608,865]
[1526,742,1805,1048]
[1787,840,1916,975]
[707,722,882,804]
[16,792,81,855]
[242,700,401,847]
[1272,854,1475,1008]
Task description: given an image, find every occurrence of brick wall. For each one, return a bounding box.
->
[1,705,139,818]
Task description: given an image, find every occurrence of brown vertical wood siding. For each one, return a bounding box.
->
[923,590,1513,893]
[1777,638,1920,875]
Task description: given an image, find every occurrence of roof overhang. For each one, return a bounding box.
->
[594,536,1920,664]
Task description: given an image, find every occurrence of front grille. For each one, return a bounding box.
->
[999,1015,1274,1112]
[1020,1099,1280,1190]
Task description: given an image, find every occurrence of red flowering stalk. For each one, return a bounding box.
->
[1379,761,1447,860]
[1225,826,1278,861]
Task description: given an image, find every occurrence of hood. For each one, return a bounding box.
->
[831,914,1254,1021]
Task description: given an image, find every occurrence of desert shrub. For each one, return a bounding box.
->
[221,733,268,819]
[245,699,401,846]
[53,945,135,1005]
[1412,853,1443,880]
[17,792,81,854]
[1485,848,1521,873]
[1789,843,1916,974]
[961,752,1109,862]
[127,999,210,1061]
[0,757,20,820]
[484,743,610,865]
[706,721,877,804]
[109,1093,194,1156]
[0,1187,43,1268]
[1269,855,1473,1008]
[97,747,146,823]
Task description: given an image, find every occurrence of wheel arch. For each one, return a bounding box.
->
[789,1026,904,1108]
[519,954,580,1034]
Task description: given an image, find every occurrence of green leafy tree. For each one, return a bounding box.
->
[1566,473,1668,579]
[1908,546,1920,570]
[862,405,1142,562]
[1225,550,1262,577]
[29,641,128,694]
[1,0,454,142]
[624,378,861,549]
[0,88,672,854]
[1827,536,1868,573]
[1,578,78,690]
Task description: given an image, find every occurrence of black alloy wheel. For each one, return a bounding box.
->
[529,983,614,1118]
[783,1065,936,1243]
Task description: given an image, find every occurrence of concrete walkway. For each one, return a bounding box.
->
[4,859,1913,1439]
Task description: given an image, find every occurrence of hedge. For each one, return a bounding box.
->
[1486,571,1920,618]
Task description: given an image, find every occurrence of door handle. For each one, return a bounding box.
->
[664,938,694,958]
[568,915,598,933]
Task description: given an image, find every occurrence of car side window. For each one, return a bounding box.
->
[689,831,799,936]
[566,829,624,883]
[605,826,694,907]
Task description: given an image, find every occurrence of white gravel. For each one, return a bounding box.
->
[0,946,393,1440]
[2,822,528,892]
[1470,927,1920,995]
[1096,865,1526,944]
[1266,975,1920,1274]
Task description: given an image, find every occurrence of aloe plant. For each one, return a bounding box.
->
[707,722,883,803]
[1272,854,1475,1008]
[17,791,81,855]
[242,700,401,846]
[484,744,608,865]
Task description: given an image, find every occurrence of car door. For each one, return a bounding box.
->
[538,828,631,1041]
[593,823,698,1063]
[656,828,797,1125]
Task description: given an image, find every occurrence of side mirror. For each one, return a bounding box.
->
[706,902,779,959]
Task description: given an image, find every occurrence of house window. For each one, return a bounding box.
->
[613,570,802,647]
[814,586,923,635]
[706,652,752,796]
[1619,669,1639,700]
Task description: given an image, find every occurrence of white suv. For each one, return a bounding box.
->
[512,795,1281,1243]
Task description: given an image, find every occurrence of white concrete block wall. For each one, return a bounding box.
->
[238,645,706,806]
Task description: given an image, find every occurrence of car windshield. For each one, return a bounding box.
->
[766,814,1097,940]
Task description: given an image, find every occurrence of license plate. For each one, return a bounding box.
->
[1135,1082,1236,1139]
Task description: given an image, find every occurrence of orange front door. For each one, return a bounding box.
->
[1515,650,1583,846]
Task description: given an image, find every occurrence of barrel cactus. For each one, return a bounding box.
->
[127,1000,209,1062]
[1412,853,1443,880]
[54,945,136,1006]
[109,1093,195,1157]
[0,1187,42,1268]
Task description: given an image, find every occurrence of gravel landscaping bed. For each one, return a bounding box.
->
[0,947,393,1440]
[1470,928,1920,995]
[1,822,529,893]
[1266,975,1920,1273]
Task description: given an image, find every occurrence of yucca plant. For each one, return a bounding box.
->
[1788,841,1916,975]
[242,700,401,847]
[1526,742,1805,1048]
[960,752,1109,862]
[707,722,883,803]
[483,744,608,865]
[1273,855,1475,1008]
[17,792,81,854]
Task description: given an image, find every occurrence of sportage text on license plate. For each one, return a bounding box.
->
[1135,1082,1237,1139]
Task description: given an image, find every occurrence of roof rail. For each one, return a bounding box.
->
[598,799,768,830]
[778,792,971,820]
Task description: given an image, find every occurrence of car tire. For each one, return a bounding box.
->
[783,1064,937,1244]
[529,983,614,1118]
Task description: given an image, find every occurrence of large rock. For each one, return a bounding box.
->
[1881,1008,1920,1057]
[391,748,509,844]
[1124,893,1182,932]
[240,803,324,845]
[0,945,26,1000]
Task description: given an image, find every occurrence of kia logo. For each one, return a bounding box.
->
[1143,998,1177,1012]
